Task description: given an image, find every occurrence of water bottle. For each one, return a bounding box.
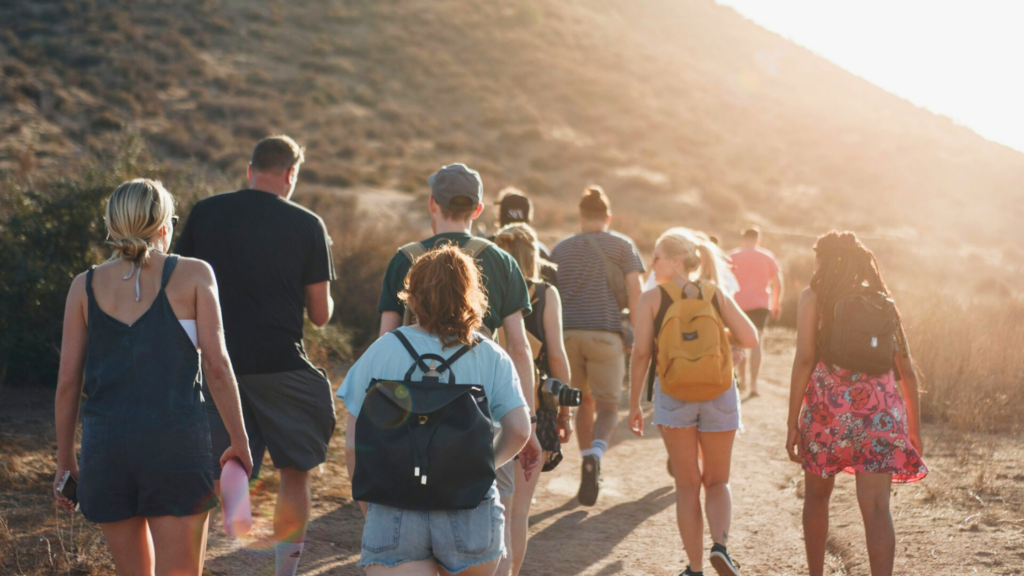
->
[220,458,252,536]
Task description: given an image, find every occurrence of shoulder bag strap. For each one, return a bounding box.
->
[646,285,676,402]
[584,234,614,274]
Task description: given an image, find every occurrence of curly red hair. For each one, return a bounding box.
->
[400,244,488,347]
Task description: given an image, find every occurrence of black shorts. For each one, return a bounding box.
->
[78,409,216,523]
[204,365,337,479]
[744,308,771,331]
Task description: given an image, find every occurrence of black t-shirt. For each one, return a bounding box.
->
[175,189,336,375]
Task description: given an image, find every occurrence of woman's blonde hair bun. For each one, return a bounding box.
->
[104,178,175,266]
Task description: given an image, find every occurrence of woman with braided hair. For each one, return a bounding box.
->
[785,231,926,576]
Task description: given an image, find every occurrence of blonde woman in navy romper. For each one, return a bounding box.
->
[54,179,252,576]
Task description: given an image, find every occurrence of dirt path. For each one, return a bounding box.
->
[200,329,1024,575]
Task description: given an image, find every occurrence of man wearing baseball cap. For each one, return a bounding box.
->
[376,163,542,575]
[492,187,558,286]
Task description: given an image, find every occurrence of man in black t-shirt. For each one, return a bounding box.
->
[176,135,335,576]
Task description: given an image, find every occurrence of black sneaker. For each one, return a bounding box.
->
[709,543,741,575]
[680,567,703,576]
[578,454,601,506]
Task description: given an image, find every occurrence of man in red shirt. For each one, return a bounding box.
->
[729,227,783,397]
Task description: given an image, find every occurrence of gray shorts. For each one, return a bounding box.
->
[204,365,337,479]
[496,460,515,500]
[652,381,741,432]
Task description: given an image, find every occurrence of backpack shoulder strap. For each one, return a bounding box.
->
[399,242,428,264]
[701,282,724,318]
[653,283,678,334]
[462,237,494,258]
[391,329,431,374]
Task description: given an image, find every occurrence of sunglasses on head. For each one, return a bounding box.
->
[170,215,179,227]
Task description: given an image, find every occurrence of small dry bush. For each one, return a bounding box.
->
[902,294,1024,434]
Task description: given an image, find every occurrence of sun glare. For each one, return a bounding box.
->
[716,0,1024,153]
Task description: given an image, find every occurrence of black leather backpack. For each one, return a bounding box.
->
[352,330,495,510]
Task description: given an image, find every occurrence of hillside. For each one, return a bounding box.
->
[2,0,1023,253]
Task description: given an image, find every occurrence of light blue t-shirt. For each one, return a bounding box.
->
[337,326,527,422]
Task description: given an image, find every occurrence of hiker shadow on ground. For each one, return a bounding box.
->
[204,499,365,576]
[207,487,672,575]
[525,486,674,575]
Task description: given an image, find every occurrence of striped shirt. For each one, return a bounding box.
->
[551,231,646,334]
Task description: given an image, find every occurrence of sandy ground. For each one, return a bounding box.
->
[198,329,1024,576]
[4,329,1022,575]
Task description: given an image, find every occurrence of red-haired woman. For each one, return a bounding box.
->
[786,231,927,576]
[338,245,533,576]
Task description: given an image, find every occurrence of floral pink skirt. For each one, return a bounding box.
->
[798,362,927,483]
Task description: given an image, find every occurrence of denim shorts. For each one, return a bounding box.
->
[359,486,505,573]
[652,381,741,432]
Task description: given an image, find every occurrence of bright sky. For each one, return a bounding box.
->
[715,1,1024,153]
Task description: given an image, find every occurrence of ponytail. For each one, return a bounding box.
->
[655,227,729,288]
[695,243,720,286]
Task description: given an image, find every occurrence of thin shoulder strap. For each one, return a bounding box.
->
[391,329,430,373]
[584,234,613,268]
[444,335,481,368]
[85,266,97,300]
[161,255,180,289]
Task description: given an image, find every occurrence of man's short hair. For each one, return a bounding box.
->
[250,135,305,175]
[742,227,761,241]
[440,196,478,221]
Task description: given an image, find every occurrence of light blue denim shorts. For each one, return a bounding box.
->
[359,485,505,573]
[652,381,742,432]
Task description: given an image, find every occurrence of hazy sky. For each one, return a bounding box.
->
[715,1,1024,153]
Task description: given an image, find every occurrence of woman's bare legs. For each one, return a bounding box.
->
[148,512,211,576]
[856,473,895,576]
[510,456,542,576]
[803,473,835,576]
[100,512,210,576]
[100,517,154,576]
[661,425,704,572]
[697,430,736,547]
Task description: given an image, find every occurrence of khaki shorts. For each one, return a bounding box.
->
[563,330,625,405]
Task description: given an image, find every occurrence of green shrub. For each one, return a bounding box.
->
[0,137,154,386]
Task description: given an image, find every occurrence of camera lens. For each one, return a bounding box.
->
[559,386,582,407]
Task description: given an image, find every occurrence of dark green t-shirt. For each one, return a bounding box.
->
[378,232,532,334]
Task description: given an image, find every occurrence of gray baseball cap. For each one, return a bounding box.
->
[428,163,483,207]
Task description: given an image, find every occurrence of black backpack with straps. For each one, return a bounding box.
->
[352,330,496,511]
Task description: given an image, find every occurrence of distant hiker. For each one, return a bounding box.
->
[175,136,337,576]
[376,163,542,576]
[628,227,757,576]
[494,223,576,576]
[491,187,558,285]
[54,179,252,575]
[785,231,926,576]
[340,245,533,575]
[729,227,783,397]
[550,185,645,506]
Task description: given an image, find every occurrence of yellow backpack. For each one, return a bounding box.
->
[653,281,733,402]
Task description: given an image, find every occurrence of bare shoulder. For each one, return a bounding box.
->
[68,271,89,299]
[173,257,216,286]
[799,287,817,307]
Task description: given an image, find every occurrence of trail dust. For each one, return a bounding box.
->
[201,329,1024,575]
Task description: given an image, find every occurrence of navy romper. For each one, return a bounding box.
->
[78,255,217,523]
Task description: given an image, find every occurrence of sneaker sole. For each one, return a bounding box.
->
[710,552,740,576]
[578,455,600,506]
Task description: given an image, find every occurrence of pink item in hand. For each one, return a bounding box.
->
[220,458,253,536]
